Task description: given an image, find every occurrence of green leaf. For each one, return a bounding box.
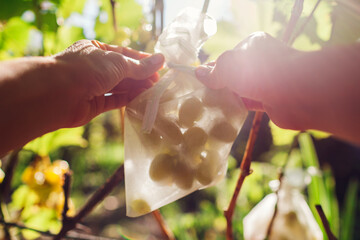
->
[10,185,39,209]
[22,208,58,239]
[269,120,299,146]
[58,0,87,19]
[24,127,87,156]
[330,0,360,44]
[41,10,58,33]
[0,0,32,20]
[298,132,331,239]
[95,0,142,42]
[340,179,359,240]
[54,25,85,52]
[116,0,143,29]
[323,166,339,237]
[0,17,31,59]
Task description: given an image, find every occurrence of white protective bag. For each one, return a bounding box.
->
[243,169,323,240]
[124,8,248,217]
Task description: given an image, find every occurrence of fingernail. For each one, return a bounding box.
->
[150,53,164,64]
[195,66,211,77]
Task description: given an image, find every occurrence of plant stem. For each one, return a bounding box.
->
[109,0,118,32]
[315,205,338,240]
[290,0,322,45]
[62,172,72,222]
[282,0,304,43]
[224,112,263,240]
[0,148,21,203]
[265,134,299,238]
[54,165,125,240]
[152,210,174,240]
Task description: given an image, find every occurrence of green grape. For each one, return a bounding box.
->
[210,121,238,143]
[160,89,177,103]
[141,129,162,149]
[202,88,218,108]
[178,97,204,127]
[195,150,220,185]
[156,117,183,145]
[149,153,177,184]
[174,161,194,190]
[131,199,151,215]
[183,127,208,155]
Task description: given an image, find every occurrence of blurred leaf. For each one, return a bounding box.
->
[0,17,31,59]
[269,121,299,146]
[41,10,58,33]
[23,208,58,239]
[54,25,85,52]
[340,179,359,240]
[313,0,332,42]
[323,166,340,237]
[116,0,143,29]
[330,0,360,44]
[24,127,87,156]
[0,0,32,20]
[292,34,322,50]
[299,132,331,238]
[11,185,39,209]
[95,0,142,42]
[203,21,243,60]
[58,0,87,19]
[308,130,331,140]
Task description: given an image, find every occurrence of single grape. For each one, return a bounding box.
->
[131,199,151,215]
[156,117,183,145]
[210,121,238,143]
[202,88,218,108]
[195,150,220,185]
[149,153,177,184]
[178,97,204,127]
[174,161,194,190]
[183,127,208,155]
[141,129,163,149]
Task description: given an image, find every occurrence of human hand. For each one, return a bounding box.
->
[195,32,360,145]
[0,40,164,156]
[53,40,165,128]
[195,32,302,129]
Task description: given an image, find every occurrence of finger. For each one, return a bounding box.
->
[110,78,154,94]
[195,65,226,89]
[91,94,129,115]
[92,40,150,60]
[128,87,147,100]
[149,72,160,83]
[125,53,165,80]
[241,97,264,111]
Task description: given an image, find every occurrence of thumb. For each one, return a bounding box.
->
[125,53,165,80]
[195,65,227,89]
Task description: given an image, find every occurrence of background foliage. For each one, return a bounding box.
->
[0,0,359,239]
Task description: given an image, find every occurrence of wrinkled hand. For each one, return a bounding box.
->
[54,40,165,127]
